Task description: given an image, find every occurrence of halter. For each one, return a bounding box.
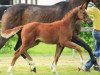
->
[88,2,95,7]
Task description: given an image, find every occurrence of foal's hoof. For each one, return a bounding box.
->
[31,67,36,73]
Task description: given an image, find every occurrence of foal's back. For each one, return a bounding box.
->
[21,20,64,44]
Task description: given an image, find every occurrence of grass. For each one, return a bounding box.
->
[0,66,100,75]
[0,55,99,75]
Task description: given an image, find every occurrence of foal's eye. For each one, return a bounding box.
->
[83,12,86,15]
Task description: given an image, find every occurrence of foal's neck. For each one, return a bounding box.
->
[62,7,79,27]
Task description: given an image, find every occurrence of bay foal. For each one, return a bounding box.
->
[1,4,91,75]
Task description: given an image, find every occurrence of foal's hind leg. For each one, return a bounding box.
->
[61,41,84,69]
[52,44,64,74]
[24,40,40,72]
[8,38,37,75]
[14,32,27,59]
[24,51,36,72]
[14,33,36,71]
[8,45,30,75]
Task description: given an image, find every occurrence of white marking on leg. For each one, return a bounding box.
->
[8,66,13,75]
[79,57,84,69]
[51,62,56,72]
[29,61,35,70]
[51,62,59,75]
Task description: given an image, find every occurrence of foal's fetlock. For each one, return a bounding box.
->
[31,67,36,73]
[29,62,36,73]
[51,65,56,73]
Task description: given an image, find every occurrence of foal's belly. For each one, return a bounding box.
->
[37,31,59,44]
[37,36,58,44]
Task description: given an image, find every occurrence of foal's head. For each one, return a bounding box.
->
[77,4,93,25]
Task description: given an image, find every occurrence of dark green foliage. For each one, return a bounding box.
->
[79,21,94,51]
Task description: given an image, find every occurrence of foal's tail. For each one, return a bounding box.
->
[1,26,23,39]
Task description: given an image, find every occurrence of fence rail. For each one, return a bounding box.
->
[81,27,93,32]
[0,5,12,7]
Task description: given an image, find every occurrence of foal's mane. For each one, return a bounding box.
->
[62,6,79,21]
[62,6,80,30]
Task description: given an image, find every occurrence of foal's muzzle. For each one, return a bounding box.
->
[86,20,93,25]
[84,19,93,25]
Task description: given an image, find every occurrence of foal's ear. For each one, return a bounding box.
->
[80,3,87,9]
[83,0,90,8]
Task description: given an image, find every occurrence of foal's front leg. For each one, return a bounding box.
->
[61,41,84,69]
[52,44,64,74]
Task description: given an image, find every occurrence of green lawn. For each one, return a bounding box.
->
[0,55,99,75]
[0,66,99,75]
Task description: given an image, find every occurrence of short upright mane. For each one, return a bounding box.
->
[61,6,80,31]
[62,6,79,21]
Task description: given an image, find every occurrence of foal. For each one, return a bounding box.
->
[2,5,89,75]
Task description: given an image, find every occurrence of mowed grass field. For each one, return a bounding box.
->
[0,54,100,75]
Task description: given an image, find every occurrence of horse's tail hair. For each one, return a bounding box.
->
[1,26,23,39]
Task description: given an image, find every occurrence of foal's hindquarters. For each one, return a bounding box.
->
[8,22,83,75]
